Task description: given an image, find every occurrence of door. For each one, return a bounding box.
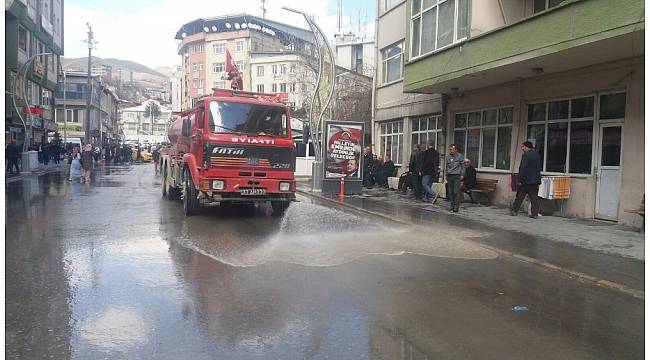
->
[595,124,622,220]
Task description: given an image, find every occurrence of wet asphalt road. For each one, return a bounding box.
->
[5,164,644,359]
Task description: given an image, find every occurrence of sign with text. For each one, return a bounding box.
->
[324,122,364,179]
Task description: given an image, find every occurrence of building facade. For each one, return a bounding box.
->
[54,71,120,145]
[372,0,443,168]
[397,0,644,227]
[175,14,315,110]
[334,33,375,77]
[5,0,64,148]
[120,99,172,143]
[170,65,182,112]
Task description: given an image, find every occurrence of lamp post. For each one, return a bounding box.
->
[282,7,336,192]
[12,52,53,153]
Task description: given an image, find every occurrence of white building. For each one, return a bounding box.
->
[121,99,172,143]
[334,33,375,77]
[249,52,306,111]
[170,66,182,112]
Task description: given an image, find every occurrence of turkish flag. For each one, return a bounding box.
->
[225,49,243,90]
[226,49,239,74]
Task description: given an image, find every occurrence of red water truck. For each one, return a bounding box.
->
[160,89,296,216]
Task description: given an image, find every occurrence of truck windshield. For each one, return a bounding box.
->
[209,100,288,137]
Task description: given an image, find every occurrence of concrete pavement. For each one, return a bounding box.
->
[297,181,644,298]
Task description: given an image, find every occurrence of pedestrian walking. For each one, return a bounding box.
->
[511,141,542,218]
[81,144,94,183]
[408,144,424,200]
[421,140,440,202]
[69,147,83,182]
[445,144,465,212]
[6,141,20,174]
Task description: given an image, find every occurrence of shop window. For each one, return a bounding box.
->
[454,106,513,170]
[599,93,626,120]
[411,114,443,155]
[380,120,404,165]
[527,95,595,174]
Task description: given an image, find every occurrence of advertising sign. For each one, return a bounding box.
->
[324,122,363,179]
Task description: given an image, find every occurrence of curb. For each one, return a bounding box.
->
[5,165,66,184]
[297,189,645,301]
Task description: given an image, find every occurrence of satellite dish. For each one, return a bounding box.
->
[211,25,217,31]
[225,22,231,29]
[241,23,247,29]
[234,23,240,29]
[182,32,187,38]
[203,26,209,32]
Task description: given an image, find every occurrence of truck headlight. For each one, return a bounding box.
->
[279,182,291,192]
[212,180,225,190]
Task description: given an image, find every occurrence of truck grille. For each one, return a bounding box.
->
[207,144,294,171]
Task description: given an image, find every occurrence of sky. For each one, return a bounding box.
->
[64,0,375,69]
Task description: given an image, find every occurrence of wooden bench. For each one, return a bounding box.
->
[464,179,498,205]
[625,194,645,230]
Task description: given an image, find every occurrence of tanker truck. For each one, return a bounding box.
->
[160,89,296,216]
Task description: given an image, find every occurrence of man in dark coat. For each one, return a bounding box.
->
[408,144,424,199]
[362,146,374,188]
[511,141,542,218]
[6,141,20,174]
[375,154,395,188]
[420,140,440,202]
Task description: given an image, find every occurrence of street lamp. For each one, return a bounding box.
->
[12,52,54,153]
[282,7,336,192]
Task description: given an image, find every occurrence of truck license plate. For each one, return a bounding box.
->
[240,188,266,196]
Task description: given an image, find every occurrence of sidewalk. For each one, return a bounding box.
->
[5,163,67,184]
[297,180,644,296]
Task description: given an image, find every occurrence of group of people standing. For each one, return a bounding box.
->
[390,140,541,217]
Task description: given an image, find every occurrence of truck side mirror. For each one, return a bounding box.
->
[182,118,191,137]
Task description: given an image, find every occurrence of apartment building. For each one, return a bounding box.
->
[175,14,315,109]
[335,33,375,77]
[54,71,120,144]
[396,0,644,227]
[5,0,64,147]
[249,52,305,109]
[373,0,443,168]
[120,99,172,143]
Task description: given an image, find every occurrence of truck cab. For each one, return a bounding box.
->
[160,89,296,215]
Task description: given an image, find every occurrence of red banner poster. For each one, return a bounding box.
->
[325,123,363,179]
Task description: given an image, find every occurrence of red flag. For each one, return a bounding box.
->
[225,49,243,90]
[226,49,239,74]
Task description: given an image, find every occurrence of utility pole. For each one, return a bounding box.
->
[84,23,97,145]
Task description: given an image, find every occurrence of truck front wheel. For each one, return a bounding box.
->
[271,201,290,215]
[183,169,200,216]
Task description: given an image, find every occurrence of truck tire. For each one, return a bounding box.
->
[183,169,199,216]
[271,201,290,215]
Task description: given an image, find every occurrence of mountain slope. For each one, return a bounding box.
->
[62,57,165,78]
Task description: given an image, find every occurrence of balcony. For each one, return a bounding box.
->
[403,0,645,94]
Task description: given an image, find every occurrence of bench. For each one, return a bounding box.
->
[464,179,498,205]
[625,194,645,230]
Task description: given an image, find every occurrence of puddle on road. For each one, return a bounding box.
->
[179,202,497,268]
[79,306,149,351]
